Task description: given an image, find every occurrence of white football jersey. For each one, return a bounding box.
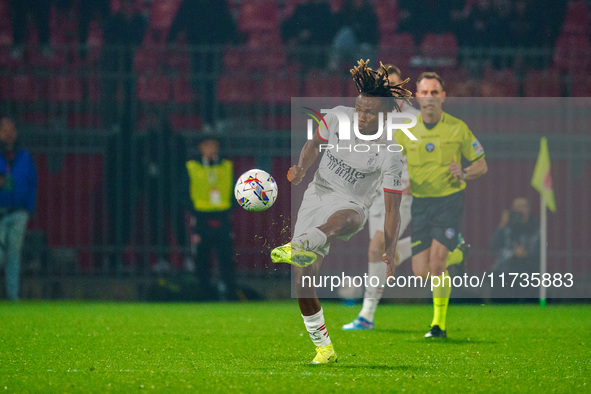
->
[395,101,419,189]
[311,106,404,209]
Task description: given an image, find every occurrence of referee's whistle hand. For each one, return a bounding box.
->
[449,158,462,179]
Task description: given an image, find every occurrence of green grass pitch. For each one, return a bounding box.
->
[0,301,589,392]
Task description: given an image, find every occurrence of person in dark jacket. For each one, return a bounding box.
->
[99,0,147,130]
[490,197,540,274]
[167,0,239,131]
[136,111,190,273]
[0,118,37,301]
[328,0,379,71]
[281,0,336,70]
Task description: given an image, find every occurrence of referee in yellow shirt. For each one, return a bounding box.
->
[394,72,488,338]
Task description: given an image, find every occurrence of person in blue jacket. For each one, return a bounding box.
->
[0,118,37,301]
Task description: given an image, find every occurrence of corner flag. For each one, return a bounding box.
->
[531,137,556,213]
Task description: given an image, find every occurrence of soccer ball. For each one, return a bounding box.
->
[234,169,278,212]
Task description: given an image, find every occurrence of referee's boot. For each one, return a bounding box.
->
[424,325,447,339]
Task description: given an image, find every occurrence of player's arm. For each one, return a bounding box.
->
[451,125,488,181]
[383,191,402,278]
[288,128,323,185]
[463,157,487,180]
[450,156,488,181]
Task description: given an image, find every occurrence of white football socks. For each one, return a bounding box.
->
[358,261,387,322]
[302,308,331,347]
[396,236,412,266]
[292,227,328,253]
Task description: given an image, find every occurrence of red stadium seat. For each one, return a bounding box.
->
[481,68,519,97]
[378,34,415,70]
[420,33,458,66]
[217,75,257,104]
[553,34,591,75]
[165,50,191,73]
[48,76,83,102]
[303,70,345,97]
[172,76,197,104]
[570,75,591,96]
[134,48,162,73]
[137,74,172,103]
[260,74,300,105]
[238,0,279,32]
[246,47,286,71]
[375,0,399,37]
[170,114,202,131]
[283,0,307,19]
[67,112,100,128]
[148,0,183,38]
[6,75,43,102]
[561,0,590,35]
[524,70,564,97]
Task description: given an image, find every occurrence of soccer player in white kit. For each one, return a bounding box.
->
[341,64,418,330]
[271,60,412,364]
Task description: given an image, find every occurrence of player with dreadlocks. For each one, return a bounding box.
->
[270,60,411,364]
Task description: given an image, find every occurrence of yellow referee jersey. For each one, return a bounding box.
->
[394,111,485,198]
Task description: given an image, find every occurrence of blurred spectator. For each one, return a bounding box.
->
[99,0,147,130]
[489,0,513,48]
[533,0,567,48]
[490,198,539,276]
[398,0,453,44]
[460,0,495,48]
[0,118,37,301]
[9,0,52,58]
[186,137,236,301]
[78,0,110,58]
[328,0,379,71]
[136,111,191,274]
[280,0,336,71]
[507,0,535,48]
[167,0,239,133]
[104,117,138,274]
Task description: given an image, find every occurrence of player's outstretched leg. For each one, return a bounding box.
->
[271,227,328,267]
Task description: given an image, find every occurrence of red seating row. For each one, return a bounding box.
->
[0,74,197,104]
[3,68,590,106]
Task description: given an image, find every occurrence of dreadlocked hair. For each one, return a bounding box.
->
[349,59,412,112]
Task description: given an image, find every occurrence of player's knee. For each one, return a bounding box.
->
[430,252,448,275]
[413,266,430,279]
[341,215,362,233]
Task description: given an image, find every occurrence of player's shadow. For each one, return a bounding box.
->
[336,365,417,371]
[376,328,426,334]
[409,338,498,345]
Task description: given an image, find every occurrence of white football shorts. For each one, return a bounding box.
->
[293,182,368,257]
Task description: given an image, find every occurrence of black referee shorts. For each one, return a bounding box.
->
[410,190,465,255]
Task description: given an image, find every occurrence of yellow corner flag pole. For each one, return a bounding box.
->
[530,137,556,307]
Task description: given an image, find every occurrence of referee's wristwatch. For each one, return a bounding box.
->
[461,169,468,181]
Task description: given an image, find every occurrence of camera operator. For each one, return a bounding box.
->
[490,197,540,277]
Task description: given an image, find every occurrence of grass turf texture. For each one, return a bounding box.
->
[0,302,589,392]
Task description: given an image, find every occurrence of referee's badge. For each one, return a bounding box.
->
[425,143,435,152]
[445,228,455,239]
[471,139,484,155]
